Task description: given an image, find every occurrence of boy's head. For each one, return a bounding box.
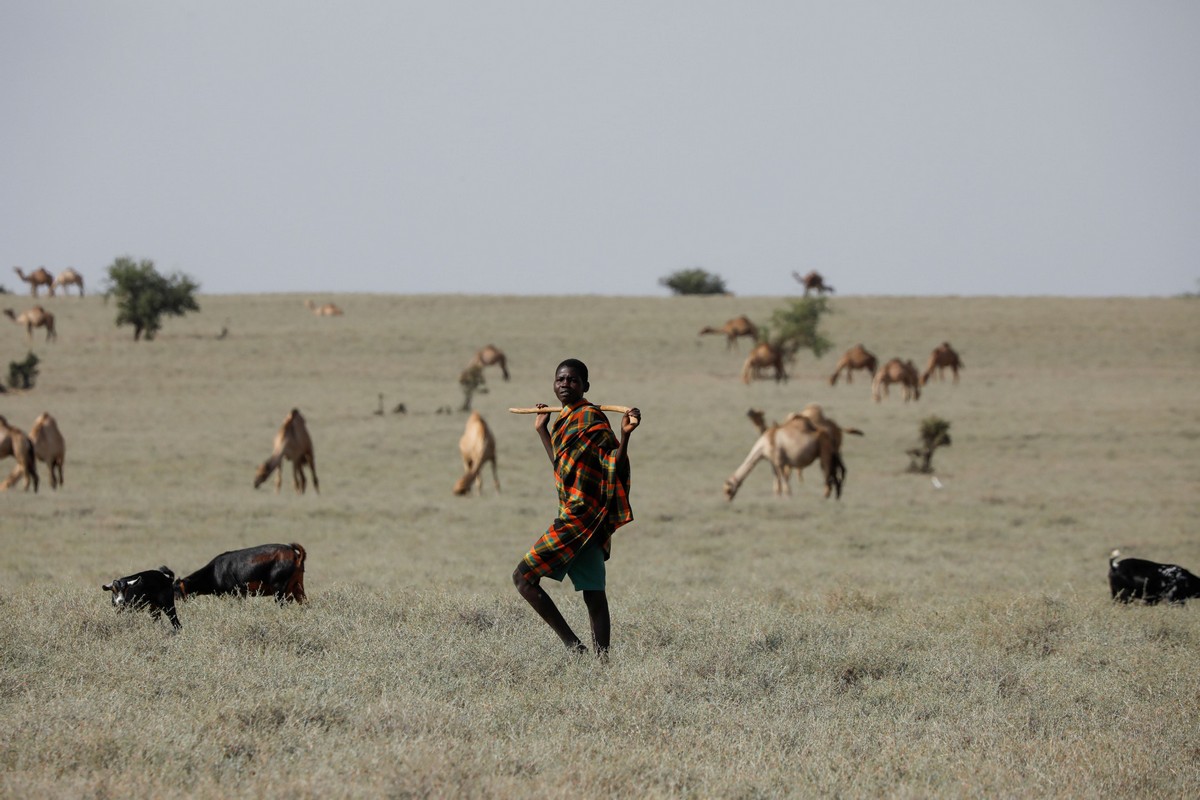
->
[554,359,589,405]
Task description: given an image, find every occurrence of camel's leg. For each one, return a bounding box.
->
[490,458,500,494]
[274,463,283,493]
[292,460,306,494]
[308,456,319,494]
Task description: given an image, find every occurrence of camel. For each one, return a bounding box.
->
[746,404,863,497]
[0,414,39,492]
[253,408,319,494]
[305,300,344,316]
[465,344,509,381]
[921,342,964,386]
[30,412,65,489]
[872,358,922,403]
[4,306,56,342]
[699,316,759,350]
[741,342,787,384]
[724,413,838,501]
[452,411,499,496]
[829,343,877,385]
[792,270,834,297]
[13,267,54,297]
[52,268,84,297]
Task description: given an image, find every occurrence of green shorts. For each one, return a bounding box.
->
[546,540,606,592]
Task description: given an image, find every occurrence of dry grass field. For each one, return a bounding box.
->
[1,290,1198,798]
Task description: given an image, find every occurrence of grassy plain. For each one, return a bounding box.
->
[1,291,1198,798]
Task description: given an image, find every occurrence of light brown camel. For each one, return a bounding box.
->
[465,344,509,381]
[13,267,55,297]
[30,412,65,489]
[305,299,344,316]
[746,404,862,497]
[829,343,877,385]
[724,413,838,501]
[4,306,56,342]
[741,342,788,384]
[792,270,834,297]
[452,411,499,496]
[699,315,758,350]
[0,414,39,492]
[52,268,84,297]
[872,358,922,403]
[921,341,964,386]
[253,408,319,494]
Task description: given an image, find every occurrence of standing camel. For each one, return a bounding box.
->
[0,414,39,492]
[253,409,319,494]
[52,268,84,297]
[4,306,56,342]
[30,412,65,489]
[872,358,922,403]
[723,413,838,501]
[452,411,499,496]
[699,316,759,350]
[829,343,877,385]
[741,342,788,384]
[921,342,964,386]
[792,270,834,297]
[466,345,509,381]
[305,299,344,316]
[12,267,54,297]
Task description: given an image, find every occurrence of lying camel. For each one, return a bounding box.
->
[699,316,758,350]
[872,358,921,403]
[30,412,65,489]
[254,408,319,494]
[305,299,344,316]
[921,342,964,385]
[829,343,877,385]
[0,414,39,492]
[724,413,838,501]
[465,344,509,381]
[13,267,54,297]
[792,270,834,297]
[452,411,499,496]
[4,306,56,342]
[741,342,787,384]
[52,268,84,297]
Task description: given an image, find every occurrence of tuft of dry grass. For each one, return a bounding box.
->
[1,293,1198,797]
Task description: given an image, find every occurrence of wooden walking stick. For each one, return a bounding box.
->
[509,405,639,426]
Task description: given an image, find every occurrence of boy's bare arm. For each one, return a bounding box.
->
[613,408,640,467]
[534,405,555,463]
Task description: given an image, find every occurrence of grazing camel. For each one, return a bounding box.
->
[747,404,863,498]
[12,267,54,297]
[452,411,499,496]
[305,299,344,316]
[52,268,84,297]
[253,408,319,494]
[829,343,877,385]
[792,270,834,297]
[0,414,39,492]
[4,306,56,342]
[699,315,759,350]
[465,344,510,381]
[921,342,964,386]
[741,342,788,384]
[29,412,65,489]
[872,358,922,403]
[724,413,839,501]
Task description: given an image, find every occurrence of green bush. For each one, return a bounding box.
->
[760,296,833,359]
[659,268,728,296]
[103,257,200,340]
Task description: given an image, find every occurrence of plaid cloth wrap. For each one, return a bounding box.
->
[521,399,633,579]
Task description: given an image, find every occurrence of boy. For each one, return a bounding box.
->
[512,358,639,655]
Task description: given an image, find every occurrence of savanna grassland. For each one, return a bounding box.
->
[1,291,1198,799]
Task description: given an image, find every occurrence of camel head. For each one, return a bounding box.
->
[723,477,741,501]
[746,408,768,433]
[252,462,272,489]
[451,475,473,496]
[2,309,14,322]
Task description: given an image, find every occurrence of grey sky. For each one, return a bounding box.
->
[4,2,1197,297]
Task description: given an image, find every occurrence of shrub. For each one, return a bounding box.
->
[659,268,728,296]
[103,257,200,341]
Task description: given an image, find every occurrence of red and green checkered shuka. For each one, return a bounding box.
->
[521,399,633,579]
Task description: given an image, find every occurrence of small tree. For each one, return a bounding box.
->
[907,416,952,473]
[659,268,728,296]
[760,296,833,360]
[103,257,200,340]
[7,352,39,390]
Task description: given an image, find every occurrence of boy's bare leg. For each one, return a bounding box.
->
[513,567,586,651]
[583,590,610,656]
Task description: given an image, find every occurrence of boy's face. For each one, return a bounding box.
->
[554,365,587,406]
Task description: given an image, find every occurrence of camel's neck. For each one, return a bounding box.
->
[727,435,771,488]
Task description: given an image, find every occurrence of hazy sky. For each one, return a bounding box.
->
[3,2,1198,297]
